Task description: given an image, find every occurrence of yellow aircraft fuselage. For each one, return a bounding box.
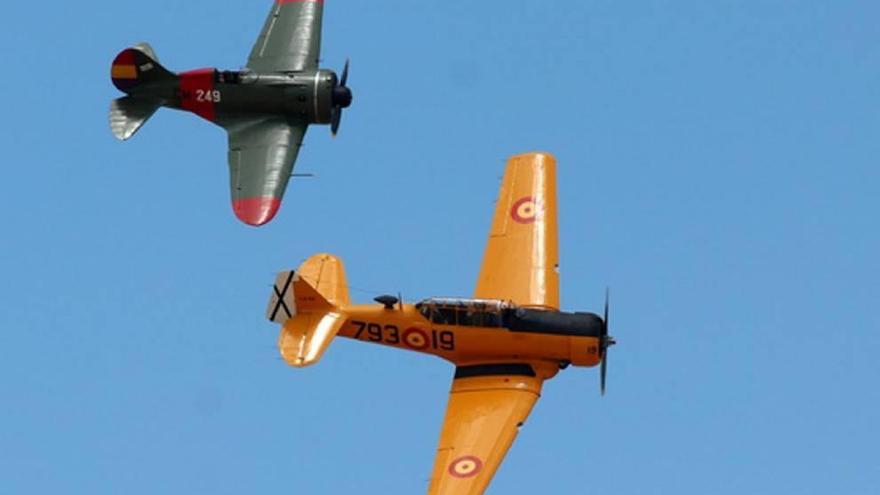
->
[336,304,600,374]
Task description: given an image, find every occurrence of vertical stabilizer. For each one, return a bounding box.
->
[110,43,175,93]
[109,43,176,140]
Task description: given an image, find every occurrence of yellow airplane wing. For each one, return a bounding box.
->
[474,152,559,310]
[427,365,545,495]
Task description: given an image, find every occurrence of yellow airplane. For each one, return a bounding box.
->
[266,152,615,494]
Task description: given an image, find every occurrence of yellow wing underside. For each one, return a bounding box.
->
[474,152,559,310]
[427,373,544,495]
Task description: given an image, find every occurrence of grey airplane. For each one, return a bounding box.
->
[110,0,353,226]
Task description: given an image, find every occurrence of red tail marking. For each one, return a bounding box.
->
[113,50,136,66]
[179,68,217,122]
[111,49,140,91]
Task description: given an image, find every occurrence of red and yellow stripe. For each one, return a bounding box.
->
[111,50,138,81]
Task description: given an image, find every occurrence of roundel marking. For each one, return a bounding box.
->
[402,328,430,350]
[448,456,483,479]
[510,197,538,224]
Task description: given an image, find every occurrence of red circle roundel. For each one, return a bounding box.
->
[448,456,483,478]
[510,197,538,224]
[402,328,430,350]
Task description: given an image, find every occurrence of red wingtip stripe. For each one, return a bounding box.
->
[232,197,282,226]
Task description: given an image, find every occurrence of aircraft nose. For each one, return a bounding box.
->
[232,196,281,226]
[333,86,353,108]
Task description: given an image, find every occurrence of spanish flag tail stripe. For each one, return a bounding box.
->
[111,49,144,91]
[110,46,174,93]
[111,65,138,80]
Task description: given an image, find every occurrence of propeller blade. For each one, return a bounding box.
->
[331,108,342,136]
[340,58,350,87]
[600,288,611,396]
[330,58,351,137]
[604,288,610,334]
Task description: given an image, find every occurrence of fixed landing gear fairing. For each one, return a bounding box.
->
[109,0,352,226]
[266,152,617,494]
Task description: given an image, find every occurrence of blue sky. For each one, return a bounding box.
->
[1,1,878,493]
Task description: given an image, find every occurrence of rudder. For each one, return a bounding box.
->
[111,42,175,93]
[266,253,350,323]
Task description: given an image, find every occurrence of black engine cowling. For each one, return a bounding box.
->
[505,308,604,337]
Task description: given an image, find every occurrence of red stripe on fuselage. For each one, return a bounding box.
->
[179,68,216,122]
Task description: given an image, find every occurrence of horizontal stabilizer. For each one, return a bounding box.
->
[109,96,161,141]
[278,311,346,367]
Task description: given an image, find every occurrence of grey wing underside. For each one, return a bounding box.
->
[222,116,307,225]
[247,0,324,73]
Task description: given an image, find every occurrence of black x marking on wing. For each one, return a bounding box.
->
[270,271,296,321]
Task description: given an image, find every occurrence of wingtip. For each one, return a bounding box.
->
[509,151,557,165]
[232,197,282,226]
[110,128,131,141]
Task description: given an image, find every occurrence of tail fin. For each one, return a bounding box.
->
[110,43,175,93]
[110,43,175,140]
[266,254,350,367]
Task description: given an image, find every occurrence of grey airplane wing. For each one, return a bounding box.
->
[247,0,324,73]
[222,116,307,226]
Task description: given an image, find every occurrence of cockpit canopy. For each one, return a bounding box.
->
[415,298,512,327]
[215,70,243,84]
